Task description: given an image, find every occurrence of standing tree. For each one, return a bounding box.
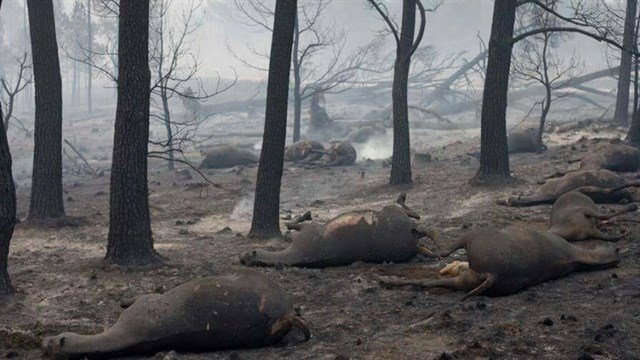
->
[26,0,66,220]
[0,100,16,296]
[232,0,367,143]
[473,0,517,183]
[613,0,637,127]
[1,52,32,131]
[473,0,634,183]
[248,0,297,239]
[0,0,18,295]
[104,0,162,267]
[87,0,93,113]
[511,0,580,152]
[368,0,427,185]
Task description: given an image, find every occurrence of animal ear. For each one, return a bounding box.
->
[59,337,66,347]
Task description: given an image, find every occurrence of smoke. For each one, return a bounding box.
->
[230,195,254,221]
[353,134,393,160]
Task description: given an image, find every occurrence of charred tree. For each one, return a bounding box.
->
[368,0,426,185]
[104,0,162,267]
[248,0,297,239]
[87,0,93,113]
[0,0,18,295]
[613,0,637,127]
[26,0,66,220]
[0,102,16,295]
[473,0,517,184]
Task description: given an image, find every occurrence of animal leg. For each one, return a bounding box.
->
[286,211,312,231]
[461,273,495,301]
[289,316,311,341]
[417,245,435,257]
[379,276,463,290]
[396,193,421,220]
[589,228,622,242]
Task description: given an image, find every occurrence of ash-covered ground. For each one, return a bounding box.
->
[1,98,639,359]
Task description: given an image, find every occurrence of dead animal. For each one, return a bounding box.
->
[284,140,324,163]
[380,226,619,299]
[306,141,357,167]
[199,145,259,169]
[499,170,639,207]
[240,194,433,268]
[42,270,310,359]
[549,191,637,242]
[325,141,357,166]
[580,144,640,172]
[508,128,545,154]
[346,125,387,143]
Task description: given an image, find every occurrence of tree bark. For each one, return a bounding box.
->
[292,11,302,143]
[613,0,637,127]
[0,102,16,295]
[0,0,17,295]
[27,0,66,219]
[473,0,517,183]
[248,0,297,239]
[104,0,161,267]
[87,0,93,113]
[390,0,416,185]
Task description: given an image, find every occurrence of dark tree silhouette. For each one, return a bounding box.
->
[473,0,517,183]
[26,0,66,220]
[0,0,18,295]
[368,0,426,185]
[0,105,16,295]
[613,0,637,127]
[248,0,297,239]
[104,0,162,267]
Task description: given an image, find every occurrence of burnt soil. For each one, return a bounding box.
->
[1,132,639,360]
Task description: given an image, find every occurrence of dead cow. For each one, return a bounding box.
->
[240,194,433,268]
[284,140,324,163]
[499,170,638,207]
[549,191,637,242]
[306,140,357,167]
[580,144,640,172]
[199,145,259,169]
[380,226,619,299]
[508,128,545,154]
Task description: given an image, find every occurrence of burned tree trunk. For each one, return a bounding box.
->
[0,0,17,293]
[248,0,297,239]
[26,0,66,220]
[104,0,161,267]
[473,0,516,183]
[0,102,16,295]
[613,0,637,127]
[292,12,302,143]
[390,0,417,185]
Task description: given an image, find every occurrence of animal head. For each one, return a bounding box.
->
[239,250,269,267]
[42,334,72,360]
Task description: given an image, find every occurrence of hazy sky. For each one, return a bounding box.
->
[0,0,620,82]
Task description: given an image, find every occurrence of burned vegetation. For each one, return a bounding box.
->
[1,1,640,360]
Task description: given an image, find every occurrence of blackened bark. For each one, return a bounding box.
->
[104,0,161,267]
[390,0,416,185]
[248,0,297,239]
[628,110,640,145]
[474,0,516,183]
[613,0,637,127]
[292,12,302,143]
[27,0,65,220]
[0,0,17,294]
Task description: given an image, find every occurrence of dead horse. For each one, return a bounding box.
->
[381,226,619,299]
[42,270,310,359]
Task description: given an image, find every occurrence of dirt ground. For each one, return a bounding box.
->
[1,124,639,359]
